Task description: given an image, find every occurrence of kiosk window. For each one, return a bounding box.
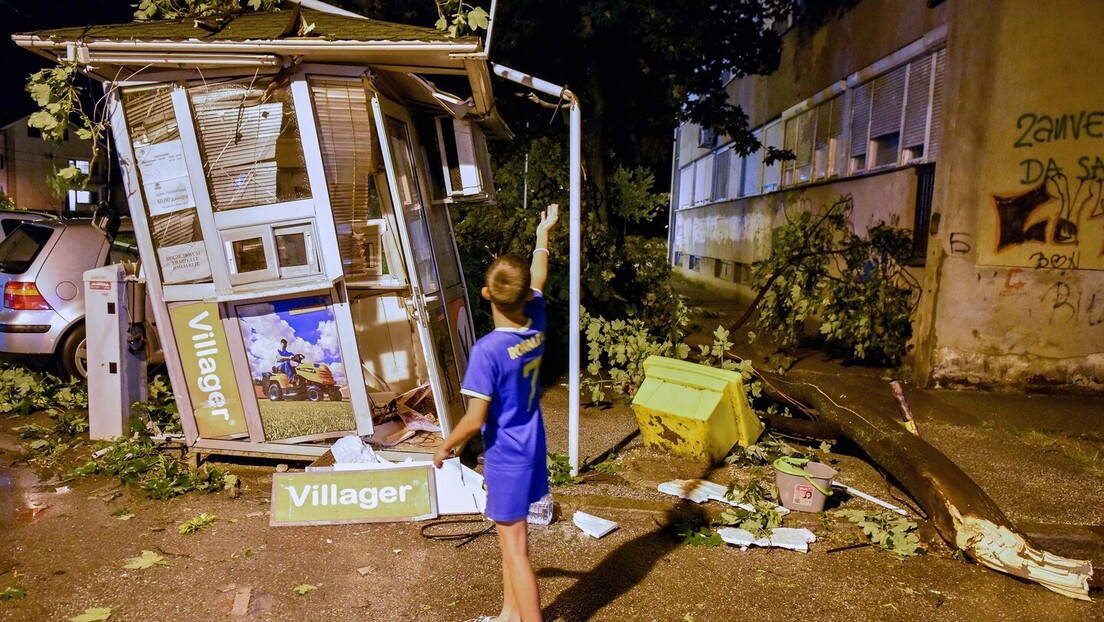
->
[231,238,268,274]
[190,77,311,211]
[221,222,319,285]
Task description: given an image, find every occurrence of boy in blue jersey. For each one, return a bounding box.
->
[434,204,559,622]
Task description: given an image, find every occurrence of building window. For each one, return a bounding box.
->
[761,122,783,192]
[698,127,717,148]
[714,149,732,201]
[742,129,763,197]
[814,97,843,179]
[673,251,683,266]
[693,154,714,205]
[689,255,700,271]
[677,165,694,209]
[67,189,98,211]
[68,159,91,175]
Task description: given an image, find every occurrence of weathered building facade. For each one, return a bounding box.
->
[0,115,114,212]
[669,0,1104,392]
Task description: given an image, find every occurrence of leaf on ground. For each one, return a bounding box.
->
[123,550,168,570]
[179,512,216,534]
[292,584,317,596]
[70,607,112,621]
[0,586,27,601]
[110,508,135,521]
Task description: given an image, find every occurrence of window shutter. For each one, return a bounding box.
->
[694,153,714,204]
[795,109,815,168]
[714,149,731,201]
[310,77,380,277]
[762,122,782,191]
[870,65,907,138]
[850,82,872,156]
[743,130,763,196]
[678,165,694,209]
[928,48,947,160]
[903,55,933,149]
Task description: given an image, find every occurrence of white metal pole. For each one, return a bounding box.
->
[490,63,582,476]
[568,100,581,476]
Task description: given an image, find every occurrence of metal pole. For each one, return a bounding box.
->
[490,63,583,476]
[568,100,581,477]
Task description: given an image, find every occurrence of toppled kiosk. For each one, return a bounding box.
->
[14,4,510,460]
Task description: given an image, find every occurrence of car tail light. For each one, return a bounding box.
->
[3,282,53,311]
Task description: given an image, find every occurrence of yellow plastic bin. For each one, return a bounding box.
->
[631,356,764,463]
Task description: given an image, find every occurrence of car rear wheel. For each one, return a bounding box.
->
[58,324,87,379]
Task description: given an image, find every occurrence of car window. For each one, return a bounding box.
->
[109,231,140,264]
[0,223,54,274]
[1,219,26,237]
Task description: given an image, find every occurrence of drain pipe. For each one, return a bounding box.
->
[491,63,582,476]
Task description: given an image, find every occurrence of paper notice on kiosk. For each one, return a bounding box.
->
[135,140,195,216]
[158,241,212,283]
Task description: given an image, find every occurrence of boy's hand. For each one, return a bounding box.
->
[537,204,559,235]
[432,445,450,469]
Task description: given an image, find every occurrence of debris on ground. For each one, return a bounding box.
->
[573,511,619,538]
[717,527,817,553]
[657,479,790,515]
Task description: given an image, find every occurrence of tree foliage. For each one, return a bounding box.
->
[132,0,281,21]
[747,196,920,365]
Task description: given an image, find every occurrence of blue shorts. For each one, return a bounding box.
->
[483,461,550,523]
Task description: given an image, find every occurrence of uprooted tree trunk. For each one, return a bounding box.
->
[758,370,1093,600]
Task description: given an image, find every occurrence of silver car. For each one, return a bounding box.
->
[0,218,140,378]
[0,210,49,241]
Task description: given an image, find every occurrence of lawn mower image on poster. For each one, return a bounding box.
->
[261,354,343,402]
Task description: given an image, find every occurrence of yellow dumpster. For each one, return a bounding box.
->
[631,355,764,463]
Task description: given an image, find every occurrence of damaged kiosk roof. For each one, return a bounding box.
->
[12,5,510,137]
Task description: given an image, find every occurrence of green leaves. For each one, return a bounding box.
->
[675,520,722,547]
[835,509,924,560]
[434,1,490,38]
[122,550,168,570]
[292,584,318,596]
[751,196,919,365]
[0,586,27,602]
[179,512,217,535]
[547,452,582,486]
[70,607,112,622]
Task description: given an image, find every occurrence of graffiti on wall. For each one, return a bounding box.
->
[980,110,1104,270]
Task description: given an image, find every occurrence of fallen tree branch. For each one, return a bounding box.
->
[760,370,1093,600]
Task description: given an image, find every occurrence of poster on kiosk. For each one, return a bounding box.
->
[14,5,517,475]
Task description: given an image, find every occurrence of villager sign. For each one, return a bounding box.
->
[270,465,437,526]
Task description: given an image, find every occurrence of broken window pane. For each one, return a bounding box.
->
[189,77,310,210]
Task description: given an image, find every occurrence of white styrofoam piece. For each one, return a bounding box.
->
[717,527,817,553]
[573,511,619,538]
[657,479,790,515]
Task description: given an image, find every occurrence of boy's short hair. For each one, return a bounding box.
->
[485,254,531,314]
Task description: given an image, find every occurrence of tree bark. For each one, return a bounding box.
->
[760,370,1093,600]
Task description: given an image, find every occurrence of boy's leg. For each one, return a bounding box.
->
[495,518,541,622]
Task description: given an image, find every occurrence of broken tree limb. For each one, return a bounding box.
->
[760,370,1093,600]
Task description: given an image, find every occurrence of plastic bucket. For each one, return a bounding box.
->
[775,460,837,512]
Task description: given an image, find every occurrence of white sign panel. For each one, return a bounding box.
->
[158,241,212,284]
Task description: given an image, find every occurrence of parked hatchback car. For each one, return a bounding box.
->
[0,217,141,378]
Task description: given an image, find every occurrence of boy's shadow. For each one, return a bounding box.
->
[538,472,718,621]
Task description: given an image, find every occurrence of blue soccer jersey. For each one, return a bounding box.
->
[460,290,548,469]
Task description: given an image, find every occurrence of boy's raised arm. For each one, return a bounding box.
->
[530,203,559,293]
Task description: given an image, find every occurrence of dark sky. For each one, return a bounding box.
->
[0,0,134,124]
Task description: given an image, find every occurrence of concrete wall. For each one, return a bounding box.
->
[914,0,1104,392]
[673,167,919,292]
[732,0,947,128]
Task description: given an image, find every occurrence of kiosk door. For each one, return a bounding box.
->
[371,96,466,435]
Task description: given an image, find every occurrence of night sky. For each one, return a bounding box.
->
[0,0,135,125]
